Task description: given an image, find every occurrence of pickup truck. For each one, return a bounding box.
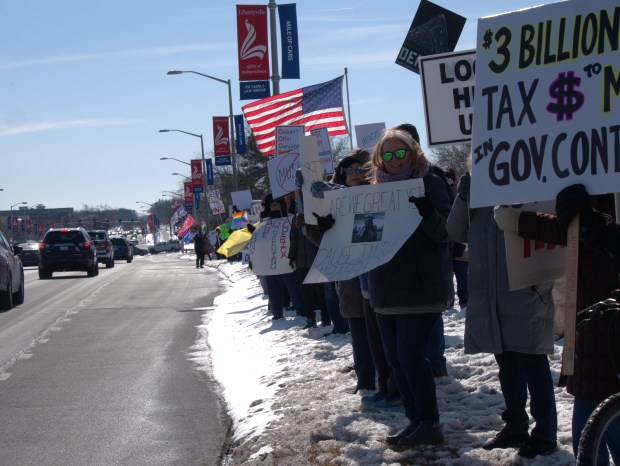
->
[148,239,182,254]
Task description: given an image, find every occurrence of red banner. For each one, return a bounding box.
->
[236,5,269,81]
[191,159,203,187]
[25,219,32,233]
[184,182,193,204]
[177,214,195,238]
[213,116,231,156]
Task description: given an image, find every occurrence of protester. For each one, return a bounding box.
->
[446,171,558,458]
[445,167,468,310]
[493,183,620,464]
[362,129,453,446]
[193,228,206,268]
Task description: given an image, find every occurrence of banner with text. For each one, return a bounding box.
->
[234,114,247,155]
[355,122,385,150]
[470,1,620,207]
[304,179,424,283]
[191,159,203,189]
[206,188,226,215]
[278,3,300,79]
[213,116,231,167]
[268,125,305,199]
[236,5,269,81]
[309,127,333,175]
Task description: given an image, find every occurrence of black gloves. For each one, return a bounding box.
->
[312,212,335,234]
[409,194,435,218]
[457,172,471,201]
[246,223,256,233]
[556,183,590,228]
[289,259,296,270]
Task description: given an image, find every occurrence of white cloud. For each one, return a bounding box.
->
[0,118,138,136]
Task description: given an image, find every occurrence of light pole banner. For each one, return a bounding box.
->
[236,5,269,81]
[206,159,214,185]
[213,116,231,156]
[191,159,203,189]
[278,3,300,79]
[419,50,475,146]
[304,179,424,284]
[355,122,385,150]
[184,182,193,204]
[470,0,620,208]
[240,80,271,100]
[244,215,295,276]
[234,114,247,155]
[206,188,226,215]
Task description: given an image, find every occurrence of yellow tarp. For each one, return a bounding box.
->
[216,225,257,257]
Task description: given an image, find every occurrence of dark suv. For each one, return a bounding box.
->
[38,228,98,279]
[86,230,115,268]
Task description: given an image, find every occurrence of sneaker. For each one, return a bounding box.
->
[386,421,419,445]
[482,429,529,450]
[398,420,444,447]
[517,437,558,458]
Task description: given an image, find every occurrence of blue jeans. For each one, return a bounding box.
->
[452,259,468,307]
[349,316,376,390]
[572,397,620,465]
[494,351,557,441]
[323,282,349,333]
[267,272,304,319]
[428,315,446,373]
[376,312,439,422]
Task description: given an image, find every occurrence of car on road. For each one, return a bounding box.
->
[110,237,133,263]
[132,246,149,256]
[16,241,40,267]
[148,239,182,254]
[0,230,25,310]
[86,230,115,268]
[38,228,98,279]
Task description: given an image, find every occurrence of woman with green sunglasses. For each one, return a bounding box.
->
[366,129,454,448]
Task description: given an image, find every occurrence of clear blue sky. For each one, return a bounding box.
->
[1,0,551,211]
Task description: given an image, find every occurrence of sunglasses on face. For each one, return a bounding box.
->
[344,166,367,175]
[381,149,409,162]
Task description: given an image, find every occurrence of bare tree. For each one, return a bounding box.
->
[427,143,471,180]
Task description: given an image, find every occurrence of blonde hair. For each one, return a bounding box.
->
[366,129,427,183]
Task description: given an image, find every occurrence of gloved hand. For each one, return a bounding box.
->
[312,212,335,234]
[294,169,304,189]
[493,206,520,231]
[408,194,435,218]
[556,183,590,228]
[457,172,471,201]
[246,223,256,233]
[289,259,296,270]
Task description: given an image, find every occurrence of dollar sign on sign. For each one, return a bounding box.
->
[546,71,584,122]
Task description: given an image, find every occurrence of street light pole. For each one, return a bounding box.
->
[160,156,190,166]
[166,70,238,191]
[159,129,209,230]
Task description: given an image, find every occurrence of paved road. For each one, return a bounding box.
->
[0,254,230,465]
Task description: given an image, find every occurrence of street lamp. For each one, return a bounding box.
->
[172,172,190,180]
[160,156,190,166]
[167,70,238,191]
[159,128,209,228]
[161,191,181,197]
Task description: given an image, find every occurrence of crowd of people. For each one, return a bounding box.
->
[201,124,619,463]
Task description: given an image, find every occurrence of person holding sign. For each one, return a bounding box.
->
[446,171,558,458]
[366,129,454,447]
[494,184,620,464]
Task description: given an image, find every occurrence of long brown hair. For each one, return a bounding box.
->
[366,129,427,184]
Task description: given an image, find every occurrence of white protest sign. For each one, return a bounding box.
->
[245,215,295,276]
[268,125,305,199]
[310,127,334,175]
[206,188,225,215]
[470,1,620,208]
[420,49,475,146]
[503,201,567,290]
[355,123,385,150]
[304,179,424,283]
[230,189,253,210]
[299,134,323,226]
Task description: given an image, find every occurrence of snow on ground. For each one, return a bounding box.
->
[185,257,577,466]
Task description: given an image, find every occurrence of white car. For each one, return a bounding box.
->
[148,239,182,254]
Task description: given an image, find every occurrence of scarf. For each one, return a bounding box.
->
[374,157,431,183]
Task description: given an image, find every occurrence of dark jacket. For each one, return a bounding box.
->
[335,277,365,318]
[368,170,454,310]
[288,222,318,269]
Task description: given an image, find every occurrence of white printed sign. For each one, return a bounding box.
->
[304,179,424,283]
[245,215,295,276]
[206,188,225,215]
[299,135,323,225]
[355,123,385,150]
[420,49,475,146]
[268,125,305,199]
[471,1,620,208]
[310,127,334,175]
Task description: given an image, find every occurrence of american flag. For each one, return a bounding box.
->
[242,76,348,156]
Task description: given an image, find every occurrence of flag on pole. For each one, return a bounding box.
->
[242,76,347,156]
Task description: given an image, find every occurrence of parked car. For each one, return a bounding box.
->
[38,227,98,279]
[132,246,149,256]
[148,239,182,254]
[110,237,133,263]
[17,241,40,267]
[0,230,25,310]
[86,230,114,268]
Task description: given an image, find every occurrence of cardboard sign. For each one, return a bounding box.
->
[304,179,424,283]
[231,189,253,210]
[245,215,295,276]
[471,1,620,207]
[420,50,475,146]
[206,188,226,215]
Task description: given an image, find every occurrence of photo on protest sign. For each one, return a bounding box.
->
[395,0,466,75]
[304,179,424,284]
[244,215,295,276]
[419,50,475,146]
[470,0,620,208]
[503,201,567,291]
[267,125,305,199]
